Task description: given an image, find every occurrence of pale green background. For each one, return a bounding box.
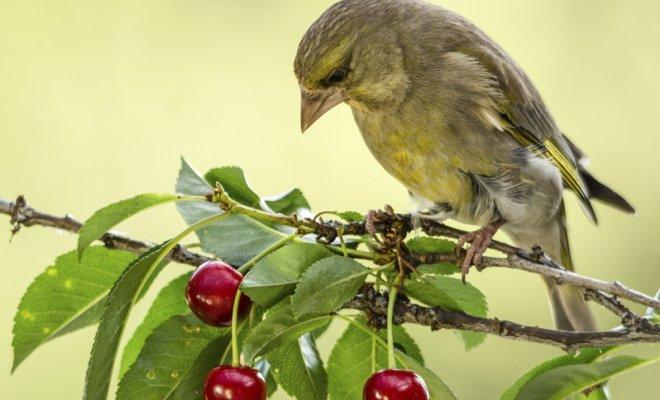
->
[1,1,659,399]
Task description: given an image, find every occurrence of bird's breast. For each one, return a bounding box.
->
[354,114,475,207]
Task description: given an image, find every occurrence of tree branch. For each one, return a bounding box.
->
[0,196,211,266]
[1,195,658,351]
[346,285,660,352]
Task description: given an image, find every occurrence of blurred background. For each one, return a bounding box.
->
[1,0,659,398]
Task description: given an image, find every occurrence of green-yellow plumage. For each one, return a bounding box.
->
[295,0,635,331]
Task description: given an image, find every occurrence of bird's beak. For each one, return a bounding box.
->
[300,88,346,133]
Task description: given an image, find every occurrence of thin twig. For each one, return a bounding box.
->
[404,249,660,311]
[207,188,660,311]
[482,255,660,310]
[0,196,211,266]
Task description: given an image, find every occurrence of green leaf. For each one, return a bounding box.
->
[328,322,454,400]
[391,329,424,365]
[241,243,331,307]
[78,193,187,258]
[396,352,458,400]
[116,314,225,400]
[175,158,285,265]
[168,309,257,399]
[12,247,135,372]
[566,386,611,400]
[204,166,261,208]
[406,237,455,254]
[85,211,228,400]
[501,347,617,400]
[587,389,610,400]
[255,359,278,398]
[84,243,168,400]
[349,317,424,364]
[416,264,460,276]
[407,237,458,275]
[326,323,385,400]
[264,188,310,215]
[514,355,660,400]
[168,329,232,399]
[201,214,289,266]
[242,303,333,365]
[404,274,488,350]
[175,158,221,223]
[119,273,192,376]
[267,333,327,400]
[336,211,363,222]
[292,255,370,318]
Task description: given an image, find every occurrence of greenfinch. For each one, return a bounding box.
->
[294,0,634,331]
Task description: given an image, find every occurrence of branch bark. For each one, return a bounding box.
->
[346,285,660,352]
[2,195,659,351]
[0,196,211,266]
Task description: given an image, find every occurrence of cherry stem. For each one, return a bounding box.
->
[371,336,377,373]
[231,288,243,367]
[237,232,299,274]
[387,275,402,370]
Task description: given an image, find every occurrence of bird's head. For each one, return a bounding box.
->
[294,0,411,132]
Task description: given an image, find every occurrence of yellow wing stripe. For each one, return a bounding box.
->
[544,139,588,198]
[505,127,588,200]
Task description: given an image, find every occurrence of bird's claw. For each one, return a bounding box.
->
[455,219,506,283]
[365,210,381,242]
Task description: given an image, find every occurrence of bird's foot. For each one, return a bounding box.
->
[455,219,506,283]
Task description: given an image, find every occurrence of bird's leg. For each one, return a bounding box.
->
[455,218,507,283]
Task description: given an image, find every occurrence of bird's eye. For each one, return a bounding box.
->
[325,68,348,85]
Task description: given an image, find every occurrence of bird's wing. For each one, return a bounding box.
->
[457,43,597,223]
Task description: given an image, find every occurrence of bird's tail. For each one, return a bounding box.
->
[508,202,597,331]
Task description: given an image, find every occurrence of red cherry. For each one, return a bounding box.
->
[204,365,267,400]
[186,261,251,327]
[363,369,430,400]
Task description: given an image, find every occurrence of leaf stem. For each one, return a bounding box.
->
[338,226,348,257]
[237,232,299,274]
[324,244,385,261]
[231,289,242,367]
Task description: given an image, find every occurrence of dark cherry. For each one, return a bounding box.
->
[185,261,251,327]
[363,369,430,400]
[204,365,267,400]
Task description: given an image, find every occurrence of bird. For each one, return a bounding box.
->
[294,0,635,332]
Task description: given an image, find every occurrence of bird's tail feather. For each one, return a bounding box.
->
[581,169,635,215]
[509,202,597,331]
[548,202,597,331]
[543,278,596,331]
